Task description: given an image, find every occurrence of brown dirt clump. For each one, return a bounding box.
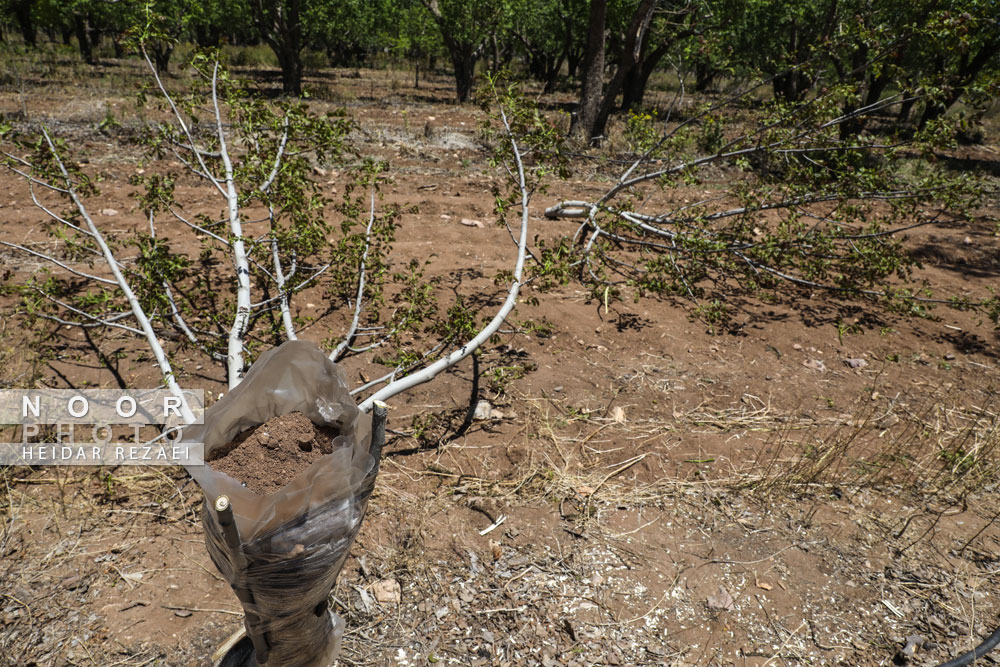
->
[207,412,338,495]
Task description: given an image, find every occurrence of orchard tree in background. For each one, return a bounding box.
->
[395,1,442,86]
[571,0,702,141]
[700,0,1000,136]
[420,0,506,103]
[7,0,37,46]
[509,0,586,92]
[570,0,606,138]
[618,0,701,110]
[309,0,395,67]
[249,0,304,95]
[0,0,995,120]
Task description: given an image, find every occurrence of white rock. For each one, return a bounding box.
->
[473,400,493,420]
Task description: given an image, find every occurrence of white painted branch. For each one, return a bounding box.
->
[544,201,590,219]
[1,158,72,194]
[358,104,530,413]
[331,187,376,361]
[343,334,393,355]
[30,289,141,333]
[41,129,195,424]
[260,120,295,340]
[26,180,100,241]
[349,343,445,397]
[270,228,297,341]
[210,63,251,390]
[163,204,230,245]
[143,49,227,199]
[34,312,139,333]
[146,211,208,353]
[260,118,289,194]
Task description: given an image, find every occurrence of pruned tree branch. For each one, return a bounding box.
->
[331,186,376,362]
[358,98,531,413]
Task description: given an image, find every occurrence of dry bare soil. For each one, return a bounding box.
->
[2,56,1000,666]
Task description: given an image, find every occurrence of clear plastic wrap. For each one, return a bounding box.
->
[180,340,378,667]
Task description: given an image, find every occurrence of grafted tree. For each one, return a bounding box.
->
[0,51,536,419]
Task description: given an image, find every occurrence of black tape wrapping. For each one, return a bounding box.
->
[181,340,377,667]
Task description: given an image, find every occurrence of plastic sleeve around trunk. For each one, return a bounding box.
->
[181,340,376,667]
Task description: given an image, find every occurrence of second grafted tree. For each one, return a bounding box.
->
[491,58,998,331]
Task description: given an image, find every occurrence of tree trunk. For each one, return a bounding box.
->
[838,44,871,140]
[13,0,36,48]
[918,38,1000,129]
[447,41,476,103]
[773,24,810,102]
[151,43,174,74]
[543,53,565,94]
[527,52,544,80]
[589,0,656,141]
[622,42,670,111]
[694,59,718,93]
[74,15,94,65]
[567,48,580,79]
[88,24,101,52]
[195,24,222,48]
[253,0,304,96]
[422,1,481,104]
[897,96,916,125]
[490,32,500,73]
[275,44,304,95]
[570,0,607,139]
[773,70,809,102]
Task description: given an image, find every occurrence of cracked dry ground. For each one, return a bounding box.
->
[2,63,1000,666]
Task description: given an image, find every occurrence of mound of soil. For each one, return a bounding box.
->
[207,412,338,495]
